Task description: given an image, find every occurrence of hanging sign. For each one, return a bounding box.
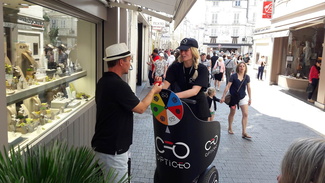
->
[262,1,273,19]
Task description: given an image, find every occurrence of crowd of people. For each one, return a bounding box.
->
[147,41,254,137]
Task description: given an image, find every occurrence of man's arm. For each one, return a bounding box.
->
[132,83,162,114]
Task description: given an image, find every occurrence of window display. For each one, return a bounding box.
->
[3,1,96,148]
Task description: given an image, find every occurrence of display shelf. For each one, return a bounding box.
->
[6,70,87,105]
[9,97,94,149]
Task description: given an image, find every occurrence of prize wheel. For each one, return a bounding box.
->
[151,89,183,126]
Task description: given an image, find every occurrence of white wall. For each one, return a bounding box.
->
[273,0,325,19]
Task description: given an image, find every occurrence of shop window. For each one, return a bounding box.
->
[3,0,96,148]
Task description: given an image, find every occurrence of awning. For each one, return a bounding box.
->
[106,0,196,29]
[254,17,324,39]
[254,30,290,39]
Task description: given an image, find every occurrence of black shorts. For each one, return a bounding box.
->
[214,72,223,81]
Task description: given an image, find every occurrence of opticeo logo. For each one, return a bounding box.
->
[156,136,190,159]
[204,135,219,157]
[156,136,191,169]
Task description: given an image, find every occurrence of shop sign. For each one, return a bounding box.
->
[262,1,273,19]
[152,26,163,31]
[18,16,44,27]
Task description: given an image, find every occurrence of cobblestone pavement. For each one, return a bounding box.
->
[131,68,325,183]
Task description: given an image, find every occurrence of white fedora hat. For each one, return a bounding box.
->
[103,43,131,62]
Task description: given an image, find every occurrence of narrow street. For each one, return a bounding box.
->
[131,66,325,183]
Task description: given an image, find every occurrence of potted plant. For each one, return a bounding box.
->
[0,140,129,183]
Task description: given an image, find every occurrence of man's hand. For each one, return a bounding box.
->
[152,76,163,93]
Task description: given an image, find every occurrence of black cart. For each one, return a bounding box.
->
[151,89,221,183]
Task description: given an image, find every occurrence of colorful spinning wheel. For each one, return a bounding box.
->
[151,89,183,126]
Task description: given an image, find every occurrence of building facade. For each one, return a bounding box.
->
[253,0,325,109]
[203,0,257,55]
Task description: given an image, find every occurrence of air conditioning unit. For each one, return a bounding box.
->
[242,38,247,41]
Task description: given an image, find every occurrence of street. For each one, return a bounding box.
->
[131,67,325,183]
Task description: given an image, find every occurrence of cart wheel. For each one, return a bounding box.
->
[197,166,219,183]
[154,169,159,183]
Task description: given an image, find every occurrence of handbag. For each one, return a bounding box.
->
[306,83,314,93]
[224,75,246,105]
[212,62,220,75]
[224,93,231,105]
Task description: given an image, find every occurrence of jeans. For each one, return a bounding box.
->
[308,78,319,99]
[257,66,265,80]
[148,70,154,85]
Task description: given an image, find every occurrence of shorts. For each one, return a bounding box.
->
[95,151,129,182]
[210,111,215,115]
[214,72,223,81]
[239,95,249,106]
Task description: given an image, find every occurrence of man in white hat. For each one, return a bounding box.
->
[91,43,162,181]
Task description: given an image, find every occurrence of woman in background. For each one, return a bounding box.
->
[307,59,321,103]
[220,62,252,138]
[213,57,225,91]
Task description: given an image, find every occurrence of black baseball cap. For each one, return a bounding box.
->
[177,38,198,50]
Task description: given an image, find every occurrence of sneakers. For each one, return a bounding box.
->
[307,99,315,103]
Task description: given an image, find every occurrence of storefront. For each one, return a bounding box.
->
[253,1,325,109]
[1,0,106,149]
[1,0,196,149]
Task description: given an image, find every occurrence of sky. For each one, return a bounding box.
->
[185,0,205,24]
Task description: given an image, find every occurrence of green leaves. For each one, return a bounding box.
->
[0,141,129,183]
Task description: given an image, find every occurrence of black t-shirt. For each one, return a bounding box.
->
[243,56,250,63]
[211,55,219,70]
[166,62,210,120]
[92,72,140,154]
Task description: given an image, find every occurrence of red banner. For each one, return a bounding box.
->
[262,1,273,19]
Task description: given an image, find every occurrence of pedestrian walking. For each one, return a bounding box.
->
[307,59,321,103]
[167,51,175,67]
[152,53,167,80]
[220,62,252,139]
[243,53,251,65]
[213,57,225,91]
[210,52,219,78]
[224,55,236,84]
[200,53,211,71]
[147,48,159,87]
[257,55,266,80]
[91,43,162,181]
[206,87,220,121]
[163,38,210,121]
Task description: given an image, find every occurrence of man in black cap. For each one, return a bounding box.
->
[92,43,162,181]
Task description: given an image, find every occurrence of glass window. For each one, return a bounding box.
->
[234,0,241,7]
[212,14,218,24]
[211,28,217,36]
[234,13,240,24]
[3,0,96,148]
[233,28,239,36]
